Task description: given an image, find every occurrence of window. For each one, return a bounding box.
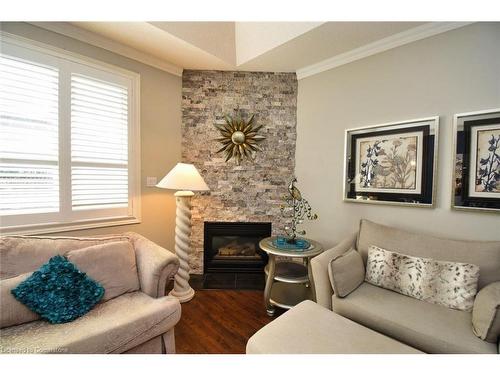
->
[0,33,140,234]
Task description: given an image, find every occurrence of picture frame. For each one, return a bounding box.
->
[343,116,439,207]
[451,108,500,213]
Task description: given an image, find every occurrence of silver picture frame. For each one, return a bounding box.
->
[451,108,500,213]
[343,116,440,208]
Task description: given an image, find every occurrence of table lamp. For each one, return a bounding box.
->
[156,163,209,302]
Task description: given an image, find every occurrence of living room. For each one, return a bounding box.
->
[1,0,499,373]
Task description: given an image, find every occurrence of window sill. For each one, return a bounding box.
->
[0,217,141,236]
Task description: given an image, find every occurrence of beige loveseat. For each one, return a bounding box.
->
[311,219,500,354]
[0,232,181,354]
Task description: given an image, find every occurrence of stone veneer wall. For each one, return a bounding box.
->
[182,70,297,274]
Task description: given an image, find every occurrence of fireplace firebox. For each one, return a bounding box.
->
[204,222,271,273]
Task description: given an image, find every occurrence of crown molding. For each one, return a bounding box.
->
[296,22,472,80]
[28,22,183,77]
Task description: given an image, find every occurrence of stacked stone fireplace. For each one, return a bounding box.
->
[182,70,298,274]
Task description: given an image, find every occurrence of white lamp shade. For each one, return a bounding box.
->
[156,163,210,191]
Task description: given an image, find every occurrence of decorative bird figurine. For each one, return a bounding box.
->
[280,177,318,243]
[288,178,302,201]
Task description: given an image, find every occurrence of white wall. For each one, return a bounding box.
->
[296,22,500,249]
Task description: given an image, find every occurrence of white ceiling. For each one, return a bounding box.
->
[30,21,471,78]
[237,22,425,71]
[71,22,234,70]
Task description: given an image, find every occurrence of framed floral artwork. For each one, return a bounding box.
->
[344,117,439,207]
[452,108,500,213]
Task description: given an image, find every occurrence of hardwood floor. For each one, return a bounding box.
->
[174,289,280,354]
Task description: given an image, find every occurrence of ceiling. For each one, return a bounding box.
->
[236,22,424,71]
[30,21,471,78]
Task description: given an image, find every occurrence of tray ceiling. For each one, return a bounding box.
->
[28,21,471,77]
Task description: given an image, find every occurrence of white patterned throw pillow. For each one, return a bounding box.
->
[365,245,480,311]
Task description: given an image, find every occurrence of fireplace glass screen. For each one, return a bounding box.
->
[212,236,261,260]
[204,222,271,273]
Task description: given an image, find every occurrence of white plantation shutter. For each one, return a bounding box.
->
[0,55,60,215]
[0,35,140,234]
[71,74,129,210]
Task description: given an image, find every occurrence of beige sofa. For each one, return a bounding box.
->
[311,219,500,354]
[0,232,181,354]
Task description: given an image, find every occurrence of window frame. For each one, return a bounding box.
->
[0,31,141,235]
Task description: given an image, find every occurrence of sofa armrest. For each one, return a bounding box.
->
[311,233,357,310]
[126,232,180,298]
[472,281,500,344]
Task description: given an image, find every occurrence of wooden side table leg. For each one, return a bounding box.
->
[264,254,276,316]
[306,257,316,302]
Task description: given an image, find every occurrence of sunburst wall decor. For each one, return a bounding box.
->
[214,113,266,164]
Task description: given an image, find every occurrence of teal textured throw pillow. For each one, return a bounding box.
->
[11,255,104,324]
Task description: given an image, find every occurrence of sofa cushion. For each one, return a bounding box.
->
[332,282,497,354]
[328,248,365,297]
[66,241,140,302]
[0,235,130,280]
[0,292,181,354]
[1,273,39,328]
[365,245,479,311]
[472,281,500,343]
[357,219,500,289]
[123,335,163,354]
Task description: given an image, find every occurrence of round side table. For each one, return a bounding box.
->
[259,236,323,316]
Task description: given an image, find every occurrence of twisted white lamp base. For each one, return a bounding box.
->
[168,191,195,303]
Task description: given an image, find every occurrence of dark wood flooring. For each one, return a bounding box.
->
[174,289,279,354]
